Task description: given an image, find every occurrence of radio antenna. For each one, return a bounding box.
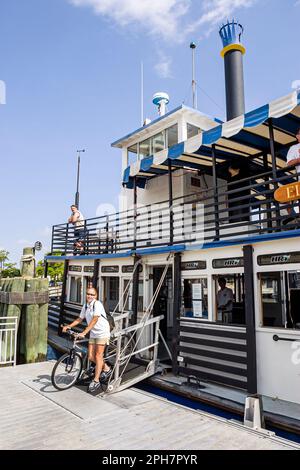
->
[190,42,197,109]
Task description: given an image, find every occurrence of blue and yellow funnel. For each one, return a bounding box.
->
[219,20,246,57]
[219,20,246,121]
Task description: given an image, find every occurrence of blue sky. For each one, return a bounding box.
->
[0,0,299,263]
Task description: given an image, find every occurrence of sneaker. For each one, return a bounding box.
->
[88,380,101,393]
[86,364,96,377]
[81,364,95,380]
[100,368,112,383]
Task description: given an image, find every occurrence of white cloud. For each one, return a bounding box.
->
[186,0,257,37]
[154,53,173,79]
[292,80,300,90]
[69,0,257,42]
[69,0,189,41]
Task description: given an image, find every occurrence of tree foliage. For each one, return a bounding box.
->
[36,251,64,283]
[1,262,21,278]
[0,250,9,270]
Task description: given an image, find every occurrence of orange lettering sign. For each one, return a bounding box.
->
[274,182,300,203]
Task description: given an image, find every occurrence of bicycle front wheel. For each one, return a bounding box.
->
[51,352,83,390]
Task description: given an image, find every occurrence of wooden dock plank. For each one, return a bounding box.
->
[0,362,299,450]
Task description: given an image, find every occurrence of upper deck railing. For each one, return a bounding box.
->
[51,168,300,256]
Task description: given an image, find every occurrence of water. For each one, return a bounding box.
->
[47,344,61,361]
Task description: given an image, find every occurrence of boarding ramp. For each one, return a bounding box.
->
[98,257,173,395]
[100,314,163,395]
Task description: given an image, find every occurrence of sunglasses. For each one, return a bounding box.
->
[87,293,96,296]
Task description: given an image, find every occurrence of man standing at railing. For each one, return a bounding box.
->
[285,127,300,221]
[68,204,86,254]
[68,204,85,237]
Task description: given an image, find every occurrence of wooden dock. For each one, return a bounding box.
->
[0,362,299,450]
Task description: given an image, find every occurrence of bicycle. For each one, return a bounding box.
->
[51,328,137,391]
[51,329,89,391]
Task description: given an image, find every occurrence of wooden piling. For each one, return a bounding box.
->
[23,279,40,363]
[37,278,48,361]
[0,247,49,365]
[21,247,35,278]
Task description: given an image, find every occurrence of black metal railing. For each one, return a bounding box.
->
[51,168,300,256]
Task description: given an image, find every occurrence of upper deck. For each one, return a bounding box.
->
[49,91,300,258]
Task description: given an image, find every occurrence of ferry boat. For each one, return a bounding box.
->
[45,21,300,431]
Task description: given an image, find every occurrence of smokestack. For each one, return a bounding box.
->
[219,20,246,121]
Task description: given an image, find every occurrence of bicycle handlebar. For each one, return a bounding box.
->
[61,325,79,338]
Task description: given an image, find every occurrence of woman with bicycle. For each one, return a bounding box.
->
[62,287,112,393]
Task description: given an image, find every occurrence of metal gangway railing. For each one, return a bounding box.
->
[102,314,163,395]
[100,256,173,395]
[0,316,18,367]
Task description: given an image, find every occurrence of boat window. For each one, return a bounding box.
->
[128,144,138,164]
[187,123,201,139]
[123,279,143,312]
[109,277,119,301]
[181,278,208,319]
[103,277,120,312]
[152,132,165,154]
[287,271,300,328]
[69,276,82,304]
[259,271,300,329]
[139,138,151,159]
[214,274,245,325]
[166,125,178,148]
[82,276,93,301]
[259,272,285,327]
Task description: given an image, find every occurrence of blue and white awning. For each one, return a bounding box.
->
[123,90,300,188]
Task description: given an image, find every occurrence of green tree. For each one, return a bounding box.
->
[36,251,64,284]
[1,262,21,278]
[0,250,9,271]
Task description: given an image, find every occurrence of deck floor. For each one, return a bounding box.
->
[0,361,299,450]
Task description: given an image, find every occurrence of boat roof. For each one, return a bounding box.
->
[123,90,300,188]
[111,104,220,149]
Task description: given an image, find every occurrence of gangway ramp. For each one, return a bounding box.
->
[0,362,299,450]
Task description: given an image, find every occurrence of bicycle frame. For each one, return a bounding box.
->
[66,332,89,375]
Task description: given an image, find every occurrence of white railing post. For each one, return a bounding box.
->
[0,316,18,367]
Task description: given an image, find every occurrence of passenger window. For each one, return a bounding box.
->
[181,278,208,319]
[214,274,245,325]
[69,276,82,304]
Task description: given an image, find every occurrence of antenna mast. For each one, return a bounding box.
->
[141,61,144,125]
[190,42,197,109]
